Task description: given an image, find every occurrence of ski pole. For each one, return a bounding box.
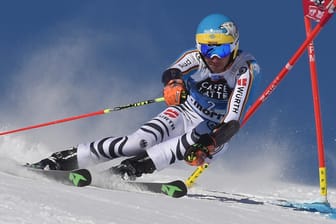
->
[185,2,336,188]
[0,97,165,136]
[185,163,209,188]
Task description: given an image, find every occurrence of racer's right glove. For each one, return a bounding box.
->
[161,68,187,106]
[163,79,187,106]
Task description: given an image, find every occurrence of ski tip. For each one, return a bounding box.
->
[127,179,188,198]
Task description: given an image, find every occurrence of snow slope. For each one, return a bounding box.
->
[1,167,336,224]
[1,141,336,224]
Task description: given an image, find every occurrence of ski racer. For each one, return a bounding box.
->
[28,13,261,180]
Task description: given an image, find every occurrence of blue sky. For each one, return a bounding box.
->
[0,1,335,186]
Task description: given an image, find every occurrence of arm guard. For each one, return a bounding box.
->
[161,68,183,86]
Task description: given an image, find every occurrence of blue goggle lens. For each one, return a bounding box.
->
[200,44,232,59]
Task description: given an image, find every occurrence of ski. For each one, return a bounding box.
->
[125,180,187,198]
[24,167,187,198]
[25,167,92,187]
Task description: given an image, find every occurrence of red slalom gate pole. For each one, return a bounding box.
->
[302,0,332,202]
[0,97,165,136]
[304,15,328,202]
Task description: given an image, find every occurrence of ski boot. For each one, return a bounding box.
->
[110,151,156,180]
[26,147,79,171]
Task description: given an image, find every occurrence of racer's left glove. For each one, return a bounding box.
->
[163,79,187,106]
[184,134,215,166]
[184,120,241,166]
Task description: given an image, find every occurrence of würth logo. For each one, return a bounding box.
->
[237,78,247,86]
[163,109,179,118]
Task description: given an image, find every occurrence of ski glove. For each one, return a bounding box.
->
[184,134,215,166]
[184,120,241,166]
[163,79,187,106]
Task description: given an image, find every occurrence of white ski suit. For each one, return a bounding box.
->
[77,50,260,171]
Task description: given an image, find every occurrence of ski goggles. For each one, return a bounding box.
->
[199,43,232,59]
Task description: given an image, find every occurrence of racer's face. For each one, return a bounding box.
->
[204,55,231,73]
